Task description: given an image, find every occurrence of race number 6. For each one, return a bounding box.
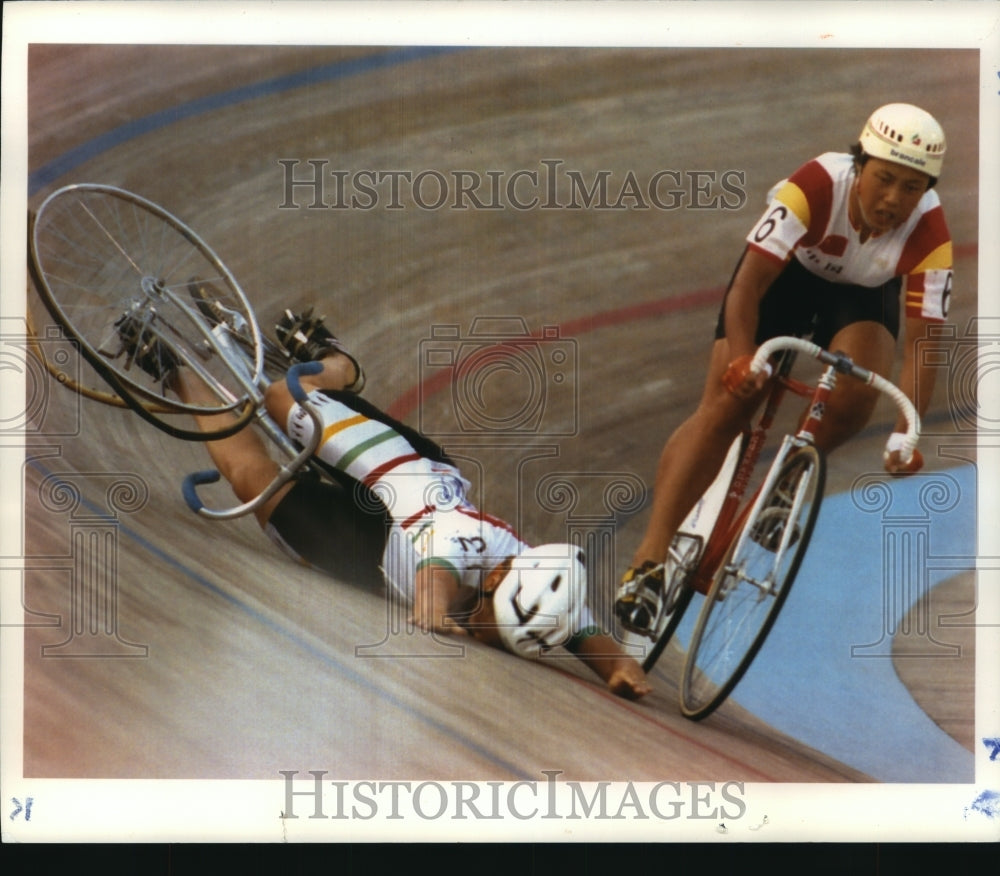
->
[753,204,788,243]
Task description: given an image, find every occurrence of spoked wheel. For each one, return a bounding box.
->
[679,443,825,720]
[28,184,265,438]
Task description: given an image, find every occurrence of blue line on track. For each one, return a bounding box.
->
[26,43,979,782]
[28,46,465,196]
[26,45,532,779]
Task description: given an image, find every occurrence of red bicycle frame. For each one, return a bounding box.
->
[686,361,830,596]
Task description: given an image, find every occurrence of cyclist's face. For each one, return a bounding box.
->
[852,158,931,235]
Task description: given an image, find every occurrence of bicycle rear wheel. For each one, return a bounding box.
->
[679,443,825,720]
[29,184,264,425]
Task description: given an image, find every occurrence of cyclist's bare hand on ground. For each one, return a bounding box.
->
[606,660,653,700]
[722,354,772,400]
[408,608,468,636]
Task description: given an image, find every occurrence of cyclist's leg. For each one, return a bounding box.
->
[627,338,759,569]
[811,320,895,452]
[264,351,361,427]
[625,251,805,571]
[178,365,387,585]
[807,278,901,453]
[174,369,291,527]
[263,476,389,589]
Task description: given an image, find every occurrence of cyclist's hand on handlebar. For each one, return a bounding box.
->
[722,354,772,400]
[884,448,924,475]
[883,432,924,476]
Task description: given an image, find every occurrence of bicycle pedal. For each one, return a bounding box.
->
[615,601,659,640]
[615,561,666,639]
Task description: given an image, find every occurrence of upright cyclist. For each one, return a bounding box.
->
[616,103,953,635]
[120,300,651,699]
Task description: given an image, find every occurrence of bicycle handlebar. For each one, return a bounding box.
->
[182,470,222,512]
[750,335,920,462]
[182,361,326,519]
[285,360,323,402]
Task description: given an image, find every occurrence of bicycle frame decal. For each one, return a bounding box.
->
[797,365,837,446]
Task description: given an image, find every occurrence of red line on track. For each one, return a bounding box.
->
[385,284,727,421]
[557,669,780,781]
[381,241,978,780]
[386,240,979,422]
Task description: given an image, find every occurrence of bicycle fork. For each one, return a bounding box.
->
[687,367,794,595]
[724,362,837,597]
[690,360,837,597]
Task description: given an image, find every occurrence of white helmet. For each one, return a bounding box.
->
[858,103,946,179]
[492,544,588,659]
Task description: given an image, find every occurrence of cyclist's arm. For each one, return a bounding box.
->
[895,315,939,431]
[410,562,466,634]
[883,315,938,474]
[566,627,652,700]
[724,249,786,360]
[720,249,787,398]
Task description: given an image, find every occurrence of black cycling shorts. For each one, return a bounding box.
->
[266,473,390,590]
[715,250,902,348]
[263,388,455,589]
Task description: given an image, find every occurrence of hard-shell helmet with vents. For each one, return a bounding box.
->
[858,103,946,180]
[492,544,588,659]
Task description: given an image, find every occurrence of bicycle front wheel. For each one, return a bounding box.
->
[29,184,264,418]
[679,443,825,720]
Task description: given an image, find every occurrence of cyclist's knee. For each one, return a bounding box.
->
[220,453,281,506]
[699,383,757,435]
[680,404,748,461]
[814,385,878,451]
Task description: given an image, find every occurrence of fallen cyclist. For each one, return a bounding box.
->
[119,289,651,700]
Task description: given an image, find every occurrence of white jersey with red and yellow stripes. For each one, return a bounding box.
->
[285,391,529,603]
[746,152,952,321]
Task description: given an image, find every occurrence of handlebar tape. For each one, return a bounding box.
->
[286,361,323,403]
[182,469,221,512]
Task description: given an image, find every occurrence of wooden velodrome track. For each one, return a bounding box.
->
[19,44,979,796]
